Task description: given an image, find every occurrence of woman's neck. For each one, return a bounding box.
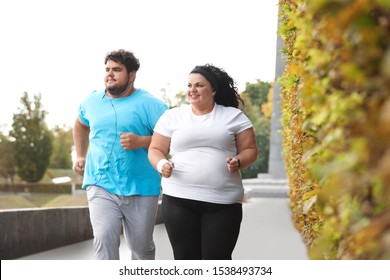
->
[191,102,215,115]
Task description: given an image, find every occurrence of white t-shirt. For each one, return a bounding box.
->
[154,104,253,204]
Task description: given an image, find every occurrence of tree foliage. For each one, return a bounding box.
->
[49,125,73,169]
[0,132,16,183]
[9,92,53,183]
[162,89,188,108]
[244,80,272,107]
[240,81,272,178]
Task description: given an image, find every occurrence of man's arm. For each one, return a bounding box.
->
[73,117,90,176]
[119,132,152,150]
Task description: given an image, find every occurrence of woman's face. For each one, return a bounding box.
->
[187,73,215,107]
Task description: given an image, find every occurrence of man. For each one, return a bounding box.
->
[73,49,168,260]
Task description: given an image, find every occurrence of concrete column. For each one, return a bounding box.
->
[268,8,287,179]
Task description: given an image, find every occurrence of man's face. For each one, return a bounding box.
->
[104,60,132,96]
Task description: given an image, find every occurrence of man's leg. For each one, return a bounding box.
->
[87,186,123,260]
[121,195,159,260]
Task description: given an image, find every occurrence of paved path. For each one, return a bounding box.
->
[19,196,308,260]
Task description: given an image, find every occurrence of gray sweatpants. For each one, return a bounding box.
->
[86,186,159,260]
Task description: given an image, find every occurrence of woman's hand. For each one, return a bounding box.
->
[161,161,175,178]
[226,157,240,173]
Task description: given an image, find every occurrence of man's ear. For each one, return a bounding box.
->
[129,70,137,82]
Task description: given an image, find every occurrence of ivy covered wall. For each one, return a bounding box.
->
[279,0,390,259]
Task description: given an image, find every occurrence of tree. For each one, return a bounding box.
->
[244,80,272,107]
[240,82,272,179]
[0,132,16,184]
[170,91,188,108]
[49,125,73,169]
[161,85,188,108]
[9,92,53,182]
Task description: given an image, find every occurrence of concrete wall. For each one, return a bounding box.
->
[268,5,287,179]
[0,203,163,260]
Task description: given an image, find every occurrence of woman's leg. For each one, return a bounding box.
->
[201,203,242,260]
[162,194,202,260]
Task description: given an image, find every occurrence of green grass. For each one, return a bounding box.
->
[0,194,88,210]
[24,194,59,206]
[0,195,37,210]
[43,195,88,208]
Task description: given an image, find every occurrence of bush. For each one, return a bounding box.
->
[279,0,390,259]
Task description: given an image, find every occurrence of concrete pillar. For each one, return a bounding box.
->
[268,7,287,179]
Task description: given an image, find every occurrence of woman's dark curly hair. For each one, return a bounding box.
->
[190,64,244,108]
[104,49,140,73]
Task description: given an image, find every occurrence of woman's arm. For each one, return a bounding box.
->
[148,132,174,178]
[227,127,258,173]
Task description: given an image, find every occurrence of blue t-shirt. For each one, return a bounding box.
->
[78,89,168,196]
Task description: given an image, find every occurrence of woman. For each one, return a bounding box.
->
[148,64,258,260]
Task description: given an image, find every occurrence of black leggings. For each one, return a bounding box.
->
[162,194,242,260]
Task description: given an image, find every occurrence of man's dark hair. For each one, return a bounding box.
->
[105,49,140,72]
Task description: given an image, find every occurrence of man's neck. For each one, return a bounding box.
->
[106,87,136,98]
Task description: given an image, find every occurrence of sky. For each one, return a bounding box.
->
[0,0,279,132]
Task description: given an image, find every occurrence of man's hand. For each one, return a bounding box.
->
[73,158,86,176]
[120,132,142,150]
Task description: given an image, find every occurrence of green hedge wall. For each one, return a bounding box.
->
[279,0,390,259]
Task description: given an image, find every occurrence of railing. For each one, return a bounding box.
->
[0,203,163,260]
[0,177,285,260]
